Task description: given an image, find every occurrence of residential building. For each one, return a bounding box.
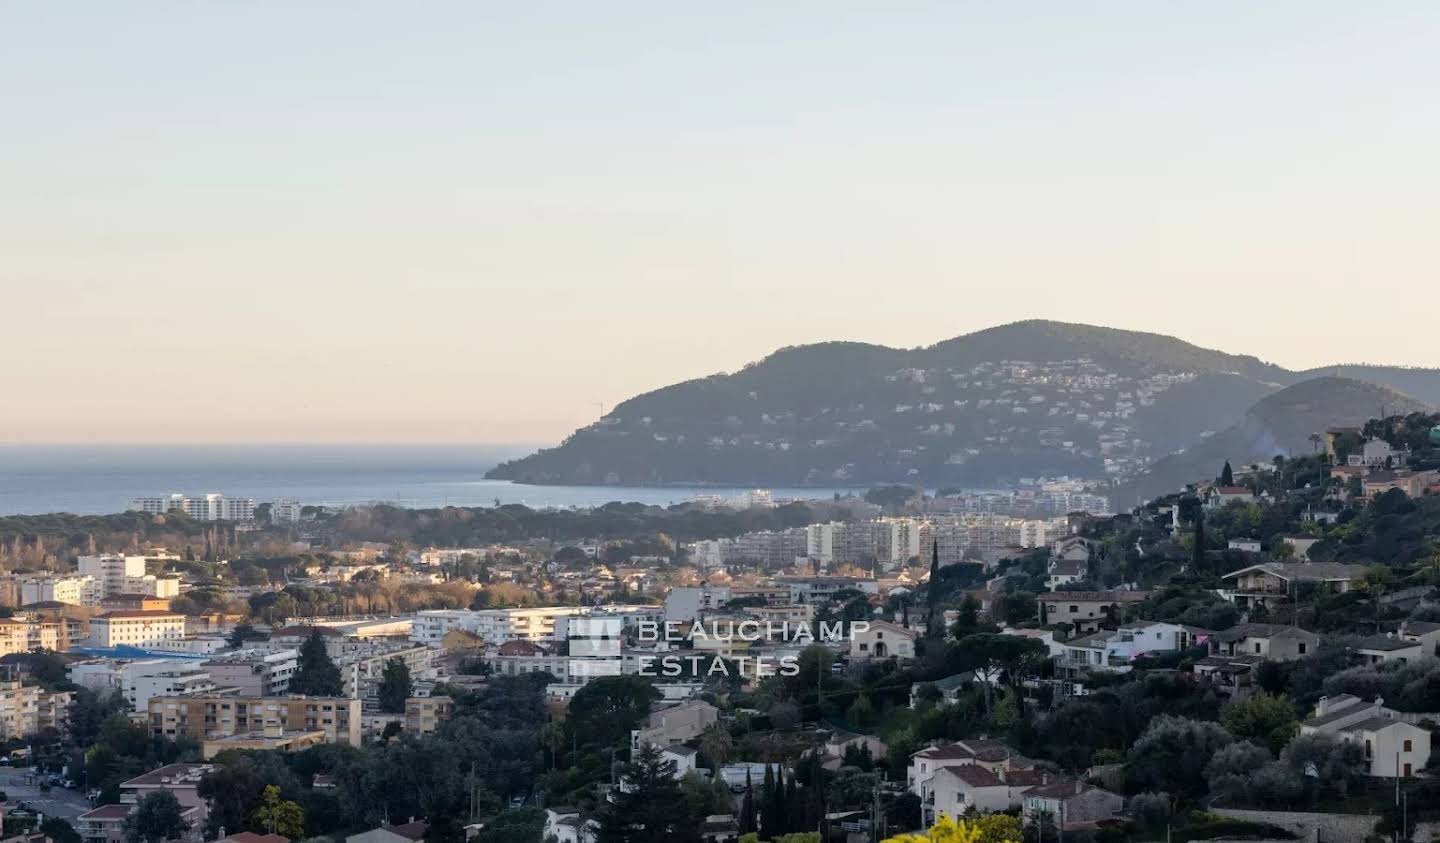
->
[19,575,99,607]
[68,659,218,710]
[631,700,718,750]
[1353,635,1424,665]
[1021,780,1124,829]
[127,494,256,522]
[1205,487,1259,508]
[88,610,186,648]
[346,822,428,843]
[78,555,148,597]
[1209,624,1319,661]
[149,695,363,746]
[76,804,133,843]
[1399,620,1440,657]
[929,764,1011,818]
[0,616,68,656]
[849,621,916,661]
[1056,622,1205,676]
[0,679,71,739]
[1219,563,1367,610]
[404,696,453,734]
[1300,696,1430,777]
[1036,591,1151,634]
[119,763,215,826]
[271,499,305,524]
[201,649,298,696]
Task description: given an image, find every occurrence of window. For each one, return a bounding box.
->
[1298,643,1307,654]
[1365,740,1372,759]
[1069,606,1078,613]
[1254,642,1262,654]
[1403,739,1412,752]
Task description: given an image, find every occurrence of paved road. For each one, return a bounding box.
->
[3,776,92,821]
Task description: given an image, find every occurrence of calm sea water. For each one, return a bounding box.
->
[0,445,864,516]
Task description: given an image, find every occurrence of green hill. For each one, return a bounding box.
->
[487,321,1440,491]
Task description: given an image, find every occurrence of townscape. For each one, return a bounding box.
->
[0,411,1438,843]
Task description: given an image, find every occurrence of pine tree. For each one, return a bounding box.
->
[377,657,413,713]
[596,743,699,843]
[289,630,344,696]
[1220,460,1234,486]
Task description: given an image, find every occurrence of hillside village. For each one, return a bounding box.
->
[0,413,1438,843]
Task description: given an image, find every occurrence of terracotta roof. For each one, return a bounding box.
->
[98,610,184,620]
[939,764,1003,787]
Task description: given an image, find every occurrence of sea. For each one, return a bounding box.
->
[0,445,865,517]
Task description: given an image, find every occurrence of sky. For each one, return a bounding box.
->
[3,2,1439,445]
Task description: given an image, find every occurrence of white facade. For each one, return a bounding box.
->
[88,612,188,648]
[125,494,255,522]
[202,649,299,696]
[270,499,304,524]
[20,575,99,607]
[79,555,148,597]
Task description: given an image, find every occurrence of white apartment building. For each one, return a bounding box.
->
[80,554,148,597]
[411,607,590,644]
[67,658,216,709]
[270,499,304,524]
[88,611,188,648]
[202,649,299,696]
[126,494,255,522]
[20,575,99,607]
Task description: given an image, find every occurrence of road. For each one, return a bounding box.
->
[3,775,93,821]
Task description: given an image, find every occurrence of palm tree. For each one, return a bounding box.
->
[699,723,733,773]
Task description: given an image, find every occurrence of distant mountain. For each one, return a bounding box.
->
[1112,377,1433,507]
[486,320,1440,496]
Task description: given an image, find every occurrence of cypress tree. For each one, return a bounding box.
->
[925,539,942,637]
[1220,460,1234,486]
[1192,504,1206,573]
[739,770,756,834]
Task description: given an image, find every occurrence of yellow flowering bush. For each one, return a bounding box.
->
[884,813,1023,843]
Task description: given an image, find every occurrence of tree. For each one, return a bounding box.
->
[41,818,82,843]
[289,630,344,696]
[378,657,414,714]
[883,813,1021,843]
[1220,461,1234,486]
[739,770,757,835]
[1220,692,1299,754]
[567,675,661,750]
[596,743,700,843]
[251,785,305,839]
[1126,715,1232,799]
[699,723,732,772]
[926,540,942,638]
[1192,504,1207,573]
[125,791,190,843]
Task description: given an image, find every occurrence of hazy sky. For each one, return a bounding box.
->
[4,2,1439,445]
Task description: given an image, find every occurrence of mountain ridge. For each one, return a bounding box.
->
[487,321,1440,495]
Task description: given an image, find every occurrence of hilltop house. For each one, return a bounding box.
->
[1400,620,1440,657]
[849,620,916,661]
[1206,487,1259,509]
[1300,695,1430,778]
[1353,635,1425,665]
[1021,780,1124,829]
[1219,562,1367,610]
[1056,622,1206,676]
[1037,591,1151,634]
[1210,624,1319,661]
